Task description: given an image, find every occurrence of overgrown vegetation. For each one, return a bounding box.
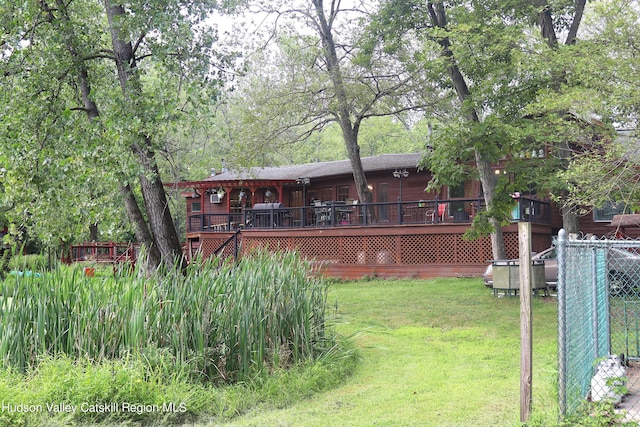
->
[0,250,334,380]
[0,346,358,426]
[557,401,638,427]
[0,250,355,425]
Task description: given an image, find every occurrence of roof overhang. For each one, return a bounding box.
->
[610,214,640,228]
[165,179,297,190]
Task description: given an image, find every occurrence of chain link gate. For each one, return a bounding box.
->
[558,230,640,420]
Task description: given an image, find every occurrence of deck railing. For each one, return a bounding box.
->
[186,197,551,233]
[68,242,138,264]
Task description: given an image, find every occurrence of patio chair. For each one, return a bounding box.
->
[437,203,447,221]
[314,200,329,225]
[424,208,436,223]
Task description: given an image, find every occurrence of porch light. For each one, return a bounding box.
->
[239,190,246,201]
[392,169,409,179]
[217,188,225,199]
[265,189,272,199]
[393,169,409,202]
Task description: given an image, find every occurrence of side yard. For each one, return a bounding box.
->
[217,278,559,427]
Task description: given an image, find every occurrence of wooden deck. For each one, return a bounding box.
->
[186,198,552,231]
[64,199,556,280]
[66,242,139,266]
[188,222,555,280]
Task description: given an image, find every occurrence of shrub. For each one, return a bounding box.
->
[8,252,49,273]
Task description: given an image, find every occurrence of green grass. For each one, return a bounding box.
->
[0,349,358,427]
[216,278,559,427]
[0,271,561,426]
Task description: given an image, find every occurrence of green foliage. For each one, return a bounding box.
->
[0,250,336,384]
[463,194,514,240]
[549,0,640,211]
[8,253,49,274]
[366,0,640,238]
[0,344,357,426]
[559,143,640,215]
[0,245,10,276]
[556,400,637,427]
[0,0,230,249]
[209,1,434,173]
[422,116,516,191]
[0,249,357,426]
[269,117,428,166]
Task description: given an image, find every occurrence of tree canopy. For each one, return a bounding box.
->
[1,0,639,253]
[556,0,640,216]
[359,0,640,255]
[0,0,232,266]
[214,0,439,204]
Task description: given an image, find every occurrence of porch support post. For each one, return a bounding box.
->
[275,183,284,203]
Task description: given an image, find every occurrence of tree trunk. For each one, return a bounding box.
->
[105,1,185,270]
[475,152,507,259]
[312,0,372,205]
[122,183,162,269]
[0,246,10,279]
[565,0,586,45]
[557,140,580,233]
[135,140,185,268]
[89,223,99,241]
[53,0,161,271]
[537,5,557,47]
[428,1,507,259]
[561,204,580,235]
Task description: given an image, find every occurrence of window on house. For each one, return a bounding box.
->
[191,201,201,212]
[594,201,628,222]
[320,187,333,202]
[291,190,303,207]
[517,146,546,159]
[337,185,350,202]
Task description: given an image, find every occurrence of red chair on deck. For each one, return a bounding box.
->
[437,203,447,221]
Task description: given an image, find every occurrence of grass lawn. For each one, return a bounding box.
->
[215,277,559,427]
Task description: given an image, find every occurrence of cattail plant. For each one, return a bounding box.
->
[0,249,334,383]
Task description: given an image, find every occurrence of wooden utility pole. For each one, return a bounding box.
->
[519,221,533,422]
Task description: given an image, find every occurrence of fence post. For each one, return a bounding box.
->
[519,221,532,423]
[557,229,567,416]
[590,236,600,361]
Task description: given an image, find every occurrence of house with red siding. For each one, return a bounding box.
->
[168,153,630,279]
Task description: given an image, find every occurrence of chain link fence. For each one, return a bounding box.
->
[558,230,640,419]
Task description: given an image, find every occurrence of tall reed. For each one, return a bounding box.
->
[0,249,333,383]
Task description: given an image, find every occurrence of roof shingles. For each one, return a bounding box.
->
[205,153,423,182]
